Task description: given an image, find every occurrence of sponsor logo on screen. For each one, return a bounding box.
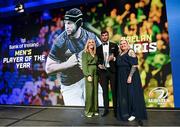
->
[148,87,168,105]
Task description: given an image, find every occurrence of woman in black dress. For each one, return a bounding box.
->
[116,40,147,123]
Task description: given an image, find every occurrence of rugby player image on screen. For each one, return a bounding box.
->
[45,8,103,106]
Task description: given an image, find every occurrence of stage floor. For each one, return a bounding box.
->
[0,106,179,126]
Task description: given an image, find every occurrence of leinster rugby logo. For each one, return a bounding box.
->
[148,87,168,105]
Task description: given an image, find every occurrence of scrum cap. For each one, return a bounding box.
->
[64,8,83,28]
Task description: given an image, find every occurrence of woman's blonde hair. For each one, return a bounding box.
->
[84,39,96,55]
[119,39,130,54]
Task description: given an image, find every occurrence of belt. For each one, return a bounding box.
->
[88,64,96,65]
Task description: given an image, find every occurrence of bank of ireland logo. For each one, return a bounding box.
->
[148,87,168,105]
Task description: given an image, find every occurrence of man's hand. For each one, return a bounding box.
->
[66,54,78,68]
[108,53,115,62]
[45,54,78,74]
[98,64,106,70]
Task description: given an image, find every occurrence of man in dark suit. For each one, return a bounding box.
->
[96,30,119,117]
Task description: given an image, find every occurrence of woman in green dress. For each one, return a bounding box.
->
[82,39,99,117]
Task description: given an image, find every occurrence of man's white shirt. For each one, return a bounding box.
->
[102,41,110,68]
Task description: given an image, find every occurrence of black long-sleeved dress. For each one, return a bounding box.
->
[116,50,147,121]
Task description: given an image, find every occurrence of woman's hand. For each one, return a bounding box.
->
[127,76,132,84]
[87,75,93,82]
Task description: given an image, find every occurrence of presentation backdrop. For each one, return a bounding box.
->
[0,0,174,107]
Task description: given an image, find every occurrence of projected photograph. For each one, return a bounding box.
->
[0,0,174,107]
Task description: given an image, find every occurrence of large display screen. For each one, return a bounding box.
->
[0,0,174,107]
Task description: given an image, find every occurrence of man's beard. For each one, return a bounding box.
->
[69,29,77,36]
[67,27,78,37]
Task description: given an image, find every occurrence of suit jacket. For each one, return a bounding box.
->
[96,42,119,73]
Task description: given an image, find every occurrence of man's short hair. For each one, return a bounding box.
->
[64,8,83,28]
[101,30,109,35]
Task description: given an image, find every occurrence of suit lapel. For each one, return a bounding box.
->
[99,45,104,62]
[109,42,112,53]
